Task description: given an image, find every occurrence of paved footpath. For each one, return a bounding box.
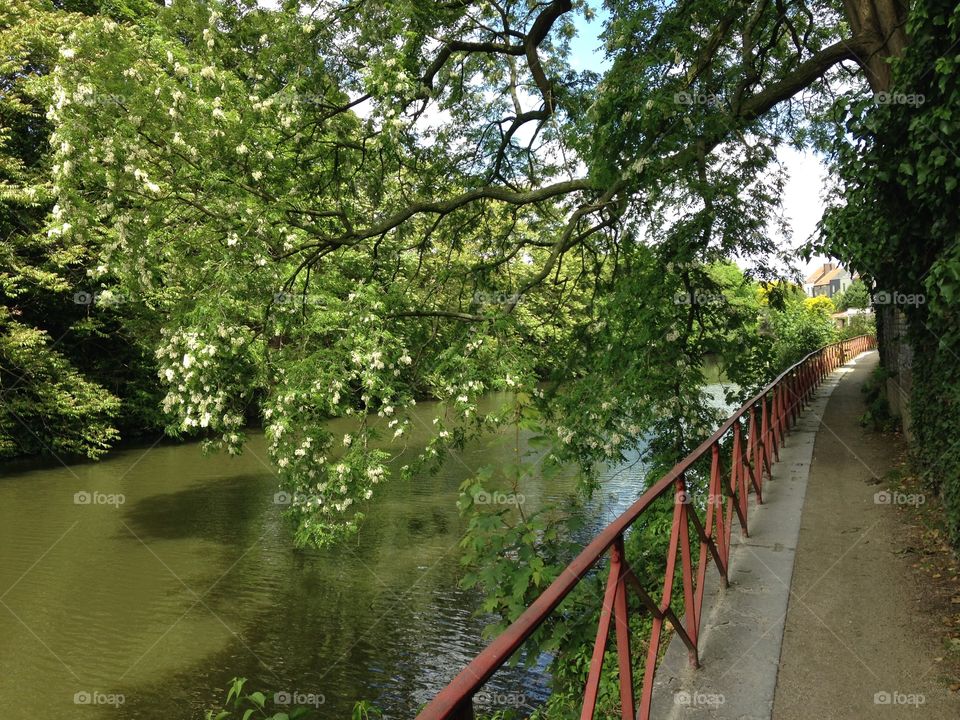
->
[773,351,960,719]
[651,351,960,719]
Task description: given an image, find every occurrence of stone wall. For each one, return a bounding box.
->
[877,305,914,439]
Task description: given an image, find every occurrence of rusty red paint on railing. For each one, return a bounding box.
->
[416,335,876,720]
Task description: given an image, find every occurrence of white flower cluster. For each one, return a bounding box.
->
[264,373,394,541]
[259,290,427,542]
[155,326,255,451]
[545,383,656,463]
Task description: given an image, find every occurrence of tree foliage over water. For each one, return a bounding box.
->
[4,0,933,715]
[38,0,883,546]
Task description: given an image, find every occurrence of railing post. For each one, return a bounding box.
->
[677,475,699,668]
[450,699,475,720]
[709,442,730,584]
[789,372,800,425]
[612,537,636,720]
[761,393,775,466]
[731,422,749,536]
[772,385,783,450]
[582,535,634,720]
[746,406,763,502]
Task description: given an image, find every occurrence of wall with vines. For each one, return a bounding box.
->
[821,0,960,545]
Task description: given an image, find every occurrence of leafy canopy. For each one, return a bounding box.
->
[47,0,873,545]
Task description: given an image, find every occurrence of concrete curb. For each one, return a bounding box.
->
[647,352,874,719]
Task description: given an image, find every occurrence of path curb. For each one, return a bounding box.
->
[648,352,874,719]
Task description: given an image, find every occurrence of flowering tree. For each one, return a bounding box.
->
[0,0,166,459]
[45,0,899,550]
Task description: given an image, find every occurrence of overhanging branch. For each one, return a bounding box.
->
[738,35,870,120]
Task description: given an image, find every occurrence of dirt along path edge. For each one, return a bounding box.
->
[772,351,960,719]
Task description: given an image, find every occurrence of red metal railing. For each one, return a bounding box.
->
[417,334,876,720]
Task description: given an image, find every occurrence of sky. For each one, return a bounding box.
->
[254,0,831,277]
[778,147,831,277]
[566,4,831,278]
[568,3,612,73]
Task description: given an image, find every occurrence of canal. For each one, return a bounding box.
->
[0,387,730,718]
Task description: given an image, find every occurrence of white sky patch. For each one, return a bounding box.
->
[348,93,373,121]
[251,0,839,280]
[777,145,833,276]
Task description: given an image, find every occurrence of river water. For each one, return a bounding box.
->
[0,393,664,719]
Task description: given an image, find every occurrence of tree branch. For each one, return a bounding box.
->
[738,35,869,120]
[345,178,592,243]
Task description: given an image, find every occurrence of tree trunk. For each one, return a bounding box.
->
[842,0,910,91]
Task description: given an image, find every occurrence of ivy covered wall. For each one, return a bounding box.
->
[822,0,960,545]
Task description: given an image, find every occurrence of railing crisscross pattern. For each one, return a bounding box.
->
[419,335,876,720]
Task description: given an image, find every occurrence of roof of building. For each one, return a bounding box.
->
[806,263,855,287]
[831,308,873,318]
[805,263,836,285]
[818,267,843,284]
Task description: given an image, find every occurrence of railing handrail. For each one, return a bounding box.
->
[418,335,876,720]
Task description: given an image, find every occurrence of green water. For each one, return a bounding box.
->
[0,396,649,719]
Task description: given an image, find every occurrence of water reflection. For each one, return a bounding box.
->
[0,386,731,719]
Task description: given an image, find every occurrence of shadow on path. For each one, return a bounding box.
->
[773,351,960,718]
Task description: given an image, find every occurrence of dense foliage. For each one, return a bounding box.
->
[820,0,960,544]
[0,0,166,459]
[40,0,879,547]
